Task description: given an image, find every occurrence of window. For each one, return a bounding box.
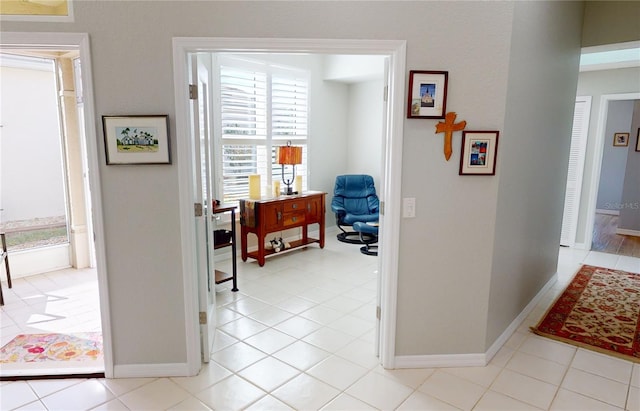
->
[215,56,309,204]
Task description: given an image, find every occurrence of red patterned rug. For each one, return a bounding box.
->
[532,265,640,363]
[0,332,102,363]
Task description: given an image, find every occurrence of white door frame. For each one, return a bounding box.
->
[582,92,640,250]
[172,37,406,374]
[1,32,113,378]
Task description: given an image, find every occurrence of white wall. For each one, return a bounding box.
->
[596,100,634,212]
[575,67,640,245]
[0,63,66,223]
[346,80,384,188]
[323,55,385,83]
[487,0,583,348]
[0,0,587,369]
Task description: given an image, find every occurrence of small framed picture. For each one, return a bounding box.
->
[459,131,499,176]
[102,115,171,165]
[636,129,640,152]
[407,70,448,119]
[613,132,629,147]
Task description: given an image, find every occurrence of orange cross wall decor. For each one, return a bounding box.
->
[435,112,467,161]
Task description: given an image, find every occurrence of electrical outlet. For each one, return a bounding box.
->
[403,197,416,218]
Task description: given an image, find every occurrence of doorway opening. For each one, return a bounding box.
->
[561,41,640,260]
[0,33,111,379]
[586,94,640,258]
[172,38,406,375]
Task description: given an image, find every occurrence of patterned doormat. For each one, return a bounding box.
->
[531,265,640,363]
[0,332,102,363]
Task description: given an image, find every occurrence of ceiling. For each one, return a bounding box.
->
[580,41,640,72]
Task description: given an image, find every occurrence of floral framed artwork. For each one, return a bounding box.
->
[407,70,448,119]
[459,131,499,176]
[102,115,171,165]
[613,132,629,147]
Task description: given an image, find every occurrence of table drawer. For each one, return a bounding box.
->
[282,211,305,227]
[284,199,306,213]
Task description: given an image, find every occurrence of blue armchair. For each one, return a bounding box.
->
[331,175,380,243]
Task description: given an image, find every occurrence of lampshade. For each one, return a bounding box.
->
[277,142,302,165]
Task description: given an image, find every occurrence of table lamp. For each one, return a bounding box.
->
[277,141,302,195]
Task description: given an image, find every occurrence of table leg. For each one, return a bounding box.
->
[257,234,265,267]
[240,226,248,262]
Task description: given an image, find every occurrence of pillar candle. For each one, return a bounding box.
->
[249,174,261,199]
[273,180,281,197]
[295,175,303,194]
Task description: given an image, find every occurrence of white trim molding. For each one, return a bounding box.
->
[596,209,620,216]
[113,363,190,379]
[173,37,406,374]
[395,353,486,369]
[616,228,640,237]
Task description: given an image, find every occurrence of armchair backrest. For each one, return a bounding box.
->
[332,174,379,215]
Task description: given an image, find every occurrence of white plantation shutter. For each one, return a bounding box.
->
[217,60,309,203]
[272,75,308,141]
[560,96,591,247]
[220,67,267,140]
[272,74,308,189]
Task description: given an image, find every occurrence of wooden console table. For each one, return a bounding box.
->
[239,191,326,266]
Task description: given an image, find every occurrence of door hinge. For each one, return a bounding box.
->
[199,312,207,324]
[189,84,198,100]
[383,85,388,102]
[376,306,381,320]
[380,201,385,216]
[194,202,203,217]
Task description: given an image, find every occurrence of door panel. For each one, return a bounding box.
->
[190,53,217,362]
[560,96,591,247]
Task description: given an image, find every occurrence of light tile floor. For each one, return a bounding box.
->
[0,267,102,348]
[0,266,103,378]
[1,238,639,410]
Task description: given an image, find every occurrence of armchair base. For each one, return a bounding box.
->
[352,221,379,256]
[337,230,376,244]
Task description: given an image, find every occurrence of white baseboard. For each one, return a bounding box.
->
[484,271,557,362]
[616,228,640,237]
[596,209,620,216]
[113,362,192,378]
[392,272,558,369]
[395,353,486,368]
[573,242,588,250]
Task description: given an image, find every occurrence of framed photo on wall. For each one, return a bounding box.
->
[459,131,499,175]
[407,70,448,119]
[613,132,629,147]
[636,129,640,152]
[102,115,171,165]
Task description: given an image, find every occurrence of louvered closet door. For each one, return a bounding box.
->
[560,96,592,247]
